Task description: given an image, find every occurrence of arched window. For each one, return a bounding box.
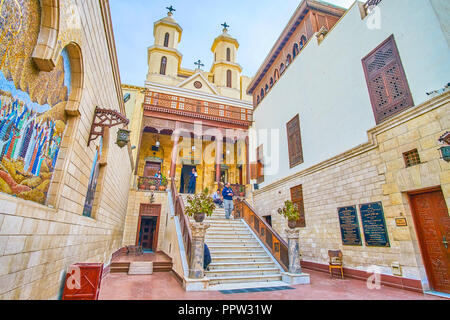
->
[226,48,231,62]
[164,33,170,47]
[293,43,299,58]
[226,70,232,88]
[257,95,260,104]
[260,88,265,99]
[265,84,269,93]
[286,54,292,66]
[280,63,285,74]
[270,77,274,88]
[160,56,167,75]
[300,35,307,50]
[274,69,280,81]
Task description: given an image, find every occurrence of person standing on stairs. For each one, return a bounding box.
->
[188,168,198,194]
[222,182,234,220]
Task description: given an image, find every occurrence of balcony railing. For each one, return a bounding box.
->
[144,90,253,127]
[137,177,163,191]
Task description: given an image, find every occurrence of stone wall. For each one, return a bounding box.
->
[122,191,169,251]
[252,93,449,290]
[0,0,133,300]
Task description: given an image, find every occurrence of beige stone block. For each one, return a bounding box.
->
[382,183,399,195]
[397,130,420,147]
[5,236,26,255]
[386,159,405,172]
[441,171,450,185]
[382,138,399,152]
[0,200,17,215]
[0,255,12,276]
[389,193,404,206]
[419,121,441,138]
[0,216,24,235]
[393,228,412,241]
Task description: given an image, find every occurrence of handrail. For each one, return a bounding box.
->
[171,179,193,265]
[234,199,289,272]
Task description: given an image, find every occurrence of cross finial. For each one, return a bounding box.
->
[166,5,176,15]
[194,59,204,70]
[221,22,230,31]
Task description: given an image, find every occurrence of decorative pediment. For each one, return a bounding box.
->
[176,72,219,95]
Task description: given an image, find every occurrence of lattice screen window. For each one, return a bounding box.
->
[403,149,421,168]
[362,35,414,124]
[286,114,304,168]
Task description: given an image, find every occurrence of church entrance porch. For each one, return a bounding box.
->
[180,165,197,194]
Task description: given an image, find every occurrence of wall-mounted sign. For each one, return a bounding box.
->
[395,217,408,227]
[359,202,391,247]
[338,206,362,246]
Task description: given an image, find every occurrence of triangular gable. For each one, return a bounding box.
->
[177,72,219,95]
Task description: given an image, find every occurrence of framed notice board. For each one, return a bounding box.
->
[338,206,362,246]
[359,202,391,247]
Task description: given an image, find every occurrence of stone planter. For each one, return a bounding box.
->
[288,220,297,229]
[194,212,206,223]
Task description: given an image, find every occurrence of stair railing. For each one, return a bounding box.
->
[234,199,289,271]
[171,179,193,265]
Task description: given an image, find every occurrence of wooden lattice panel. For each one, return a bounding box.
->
[362,35,414,124]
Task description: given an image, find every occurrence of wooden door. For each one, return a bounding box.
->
[140,218,153,250]
[137,204,161,251]
[410,189,450,293]
[144,161,161,177]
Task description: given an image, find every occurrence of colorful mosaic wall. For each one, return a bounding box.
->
[0,0,71,204]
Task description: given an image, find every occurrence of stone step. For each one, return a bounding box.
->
[209,261,277,270]
[207,226,248,231]
[211,255,273,263]
[206,239,259,245]
[206,230,251,236]
[206,235,254,240]
[210,250,267,258]
[208,245,263,251]
[206,267,280,278]
[208,274,283,286]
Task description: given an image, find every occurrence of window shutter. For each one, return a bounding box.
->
[290,185,306,228]
[287,114,304,168]
[362,35,414,124]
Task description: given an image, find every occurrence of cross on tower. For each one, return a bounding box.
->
[166,5,176,14]
[194,59,204,70]
[221,22,230,31]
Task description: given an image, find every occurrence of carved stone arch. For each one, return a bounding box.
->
[32,0,60,71]
[64,42,84,116]
[46,42,84,208]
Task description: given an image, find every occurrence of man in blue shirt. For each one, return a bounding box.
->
[222,183,234,219]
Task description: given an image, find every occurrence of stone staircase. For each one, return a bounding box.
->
[181,194,284,289]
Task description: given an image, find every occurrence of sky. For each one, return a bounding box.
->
[109,0,355,87]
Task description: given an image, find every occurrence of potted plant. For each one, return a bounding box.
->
[185,190,216,223]
[239,185,245,197]
[149,179,157,191]
[278,200,300,229]
[159,176,168,191]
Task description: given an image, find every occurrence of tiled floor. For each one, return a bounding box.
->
[98,269,445,300]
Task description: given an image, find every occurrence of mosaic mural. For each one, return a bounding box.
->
[0,0,71,205]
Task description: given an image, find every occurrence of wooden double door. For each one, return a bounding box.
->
[136,204,161,252]
[409,188,450,294]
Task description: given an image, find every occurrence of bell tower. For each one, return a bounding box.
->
[210,23,242,99]
[147,6,183,84]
